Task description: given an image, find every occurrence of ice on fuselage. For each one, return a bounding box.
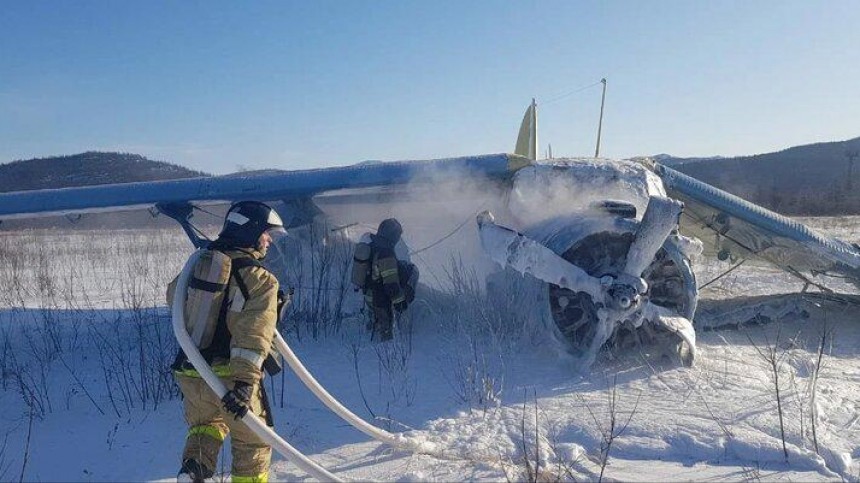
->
[507,158,665,230]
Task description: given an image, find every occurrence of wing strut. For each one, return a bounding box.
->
[155,202,208,248]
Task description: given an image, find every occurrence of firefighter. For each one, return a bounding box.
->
[171,201,286,483]
[353,218,418,341]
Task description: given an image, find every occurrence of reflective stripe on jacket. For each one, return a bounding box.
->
[371,248,405,304]
[223,249,279,386]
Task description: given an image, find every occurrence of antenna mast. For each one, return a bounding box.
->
[594,78,607,158]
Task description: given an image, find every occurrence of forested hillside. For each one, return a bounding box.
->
[664,137,860,215]
[0,151,208,192]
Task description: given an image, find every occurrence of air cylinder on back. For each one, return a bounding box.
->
[351,236,373,290]
[184,250,232,348]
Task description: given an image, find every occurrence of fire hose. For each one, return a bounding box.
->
[271,332,435,454]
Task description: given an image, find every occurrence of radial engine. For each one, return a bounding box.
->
[478,158,703,367]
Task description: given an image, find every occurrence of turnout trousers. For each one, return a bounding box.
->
[175,374,272,482]
[371,302,394,341]
[366,289,394,341]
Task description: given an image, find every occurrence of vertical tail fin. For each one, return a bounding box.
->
[514,98,538,160]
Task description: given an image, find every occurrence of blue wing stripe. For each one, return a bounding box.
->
[655,163,860,262]
[0,154,518,218]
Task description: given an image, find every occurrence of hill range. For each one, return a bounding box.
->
[661,136,860,216]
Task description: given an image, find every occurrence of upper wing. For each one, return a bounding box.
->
[0,153,530,221]
[653,163,860,286]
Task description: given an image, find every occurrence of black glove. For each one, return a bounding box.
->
[262,354,282,377]
[394,301,408,313]
[222,381,253,419]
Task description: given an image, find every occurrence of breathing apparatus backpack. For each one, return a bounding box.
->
[174,248,283,376]
[351,234,374,291]
[183,249,233,350]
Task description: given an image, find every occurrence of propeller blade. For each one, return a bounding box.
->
[476,211,603,300]
[624,196,684,278]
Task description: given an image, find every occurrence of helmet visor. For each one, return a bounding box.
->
[264,208,287,239]
[266,225,288,240]
[266,209,285,228]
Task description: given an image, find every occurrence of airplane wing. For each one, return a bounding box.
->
[653,163,860,287]
[0,153,530,221]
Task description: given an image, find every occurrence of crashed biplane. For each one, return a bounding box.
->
[2,110,859,369]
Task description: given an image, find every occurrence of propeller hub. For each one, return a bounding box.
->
[607,283,640,311]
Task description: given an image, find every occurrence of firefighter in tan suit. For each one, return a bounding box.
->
[171,201,287,483]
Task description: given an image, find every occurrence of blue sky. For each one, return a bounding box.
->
[2,1,859,174]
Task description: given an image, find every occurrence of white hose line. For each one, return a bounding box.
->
[172,250,342,483]
[273,335,517,465]
[273,334,426,451]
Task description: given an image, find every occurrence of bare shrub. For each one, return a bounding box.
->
[0,429,10,481]
[271,221,353,340]
[0,222,529,426]
[345,326,417,427]
[0,235,29,307]
[0,326,13,392]
[745,326,791,461]
[500,392,587,482]
[6,346,52,419]
[740,461,763,482]
[545,424,589,482]
[18,405,35,482]
[515,395,545,482]
[88,311,179,417]
[0,229,186,421]
[444,332,502,410]
[808,324,831,455]
[372,322,416,408]
[349,343,377,419]
[699,389,735,444]
[580,374,641,483]
[443,257,540,350]
[58,354,105,415]
[34,245,56,307]
[431,256,542,411]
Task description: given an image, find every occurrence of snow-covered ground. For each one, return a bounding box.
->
[1,216,859,481]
